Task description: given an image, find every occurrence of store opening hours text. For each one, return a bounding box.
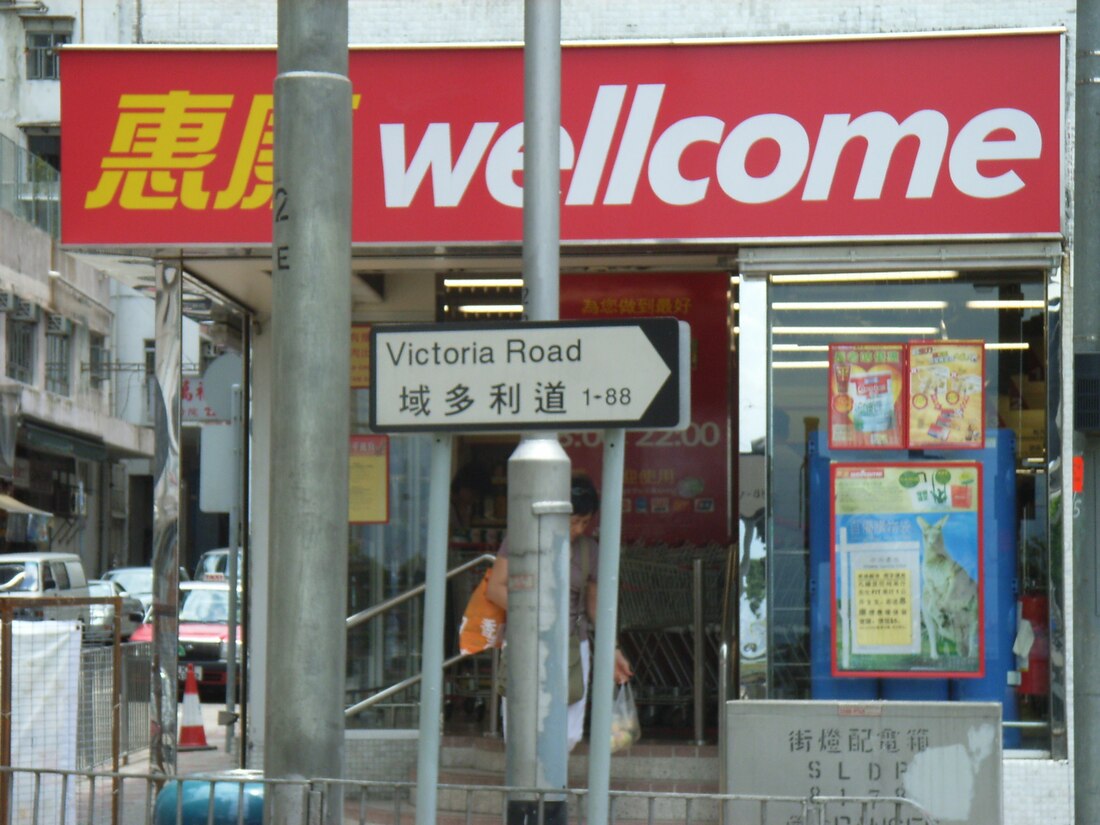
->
[559,421,721,449]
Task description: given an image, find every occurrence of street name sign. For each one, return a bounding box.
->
[369,318,690,433]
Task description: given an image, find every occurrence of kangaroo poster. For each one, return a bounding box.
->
[831,462,983,678]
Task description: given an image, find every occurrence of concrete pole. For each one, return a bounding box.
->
[506,436,572,822]
[506,3,571,822]
[267,2,351,823]
[1075,0,1100,817]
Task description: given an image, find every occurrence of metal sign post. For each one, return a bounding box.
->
[371,319,691,825]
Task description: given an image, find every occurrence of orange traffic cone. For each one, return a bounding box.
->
[178,663,214,751]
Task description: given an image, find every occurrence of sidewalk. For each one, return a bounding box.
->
[120,698,242,777]
[75,698,246,825]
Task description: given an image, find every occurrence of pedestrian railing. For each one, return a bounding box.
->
[0,765,941,825]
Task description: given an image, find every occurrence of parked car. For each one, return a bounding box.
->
[0,552,92,633]
[102,565,191,614]
[102,566,154,613]
[85,579,145,643]
[131,581,242,696]
[194,548,244,583]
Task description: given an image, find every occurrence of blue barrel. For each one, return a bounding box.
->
[154,771,264,825]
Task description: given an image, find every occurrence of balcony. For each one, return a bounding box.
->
[0,131,59,238]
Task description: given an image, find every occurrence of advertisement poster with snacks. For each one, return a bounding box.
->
[828,343,907,450]
[908,341,985,449]
[560,274,728,545]
[831,462,984,678]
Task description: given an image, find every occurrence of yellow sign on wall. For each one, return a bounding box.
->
[349,434,388,523]
[351,324,371,389]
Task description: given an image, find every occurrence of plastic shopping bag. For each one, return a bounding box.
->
[609,683,641,753]
[458,569,505,655]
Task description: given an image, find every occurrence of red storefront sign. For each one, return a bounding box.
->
[60,33,1062,247]
[560,274,730,546]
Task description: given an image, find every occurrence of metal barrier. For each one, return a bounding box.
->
[0,766,942,825]
[79,643,153,769]
[0,602,153,825]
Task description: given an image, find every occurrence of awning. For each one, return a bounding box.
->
[0,493,50,516]
[20,421,107,462]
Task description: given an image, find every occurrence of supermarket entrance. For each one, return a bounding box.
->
[345,269,736,741]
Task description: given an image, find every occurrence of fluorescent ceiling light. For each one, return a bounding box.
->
[965,299,1044,310]
[773,326,940,335]
[984,342,1030,351]
[457,304,524,314]
[770,270,959,284]
[444,278,524,288]
[773,344,829,352]
[773,300,947,311]
[773,361,829,369]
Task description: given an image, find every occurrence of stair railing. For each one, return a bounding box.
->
[344,553,500,734]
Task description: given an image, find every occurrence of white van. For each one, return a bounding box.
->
[0,552,91,629]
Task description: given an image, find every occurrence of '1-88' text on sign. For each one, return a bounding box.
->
[369,319,690,433]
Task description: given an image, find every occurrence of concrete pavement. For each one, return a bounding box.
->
[72,698,245,825]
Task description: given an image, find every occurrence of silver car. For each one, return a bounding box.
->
[86,579,145,643]
[102,566,154,613]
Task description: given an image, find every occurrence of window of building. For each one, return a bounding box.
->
[6,314,36,385]
[144,338,156,420]
[25,131,60,173]
[24,19,72,81]
[45,316,71,396]
[88,332,108,388]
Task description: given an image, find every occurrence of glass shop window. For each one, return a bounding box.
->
[755,268,1050,751]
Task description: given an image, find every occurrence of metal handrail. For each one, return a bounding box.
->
[345,651,473,718]
[344,552,498,720]
[345,552,495,630]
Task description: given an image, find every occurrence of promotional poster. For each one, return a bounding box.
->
[832,462,984,678]
[828,343,907,450]
[908,341,985,449]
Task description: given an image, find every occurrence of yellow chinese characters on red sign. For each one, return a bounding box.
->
[83,90,360,213]
[578,296,693,317]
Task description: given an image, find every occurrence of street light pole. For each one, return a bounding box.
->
[505,2,572,823]
[267,2,351,823]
